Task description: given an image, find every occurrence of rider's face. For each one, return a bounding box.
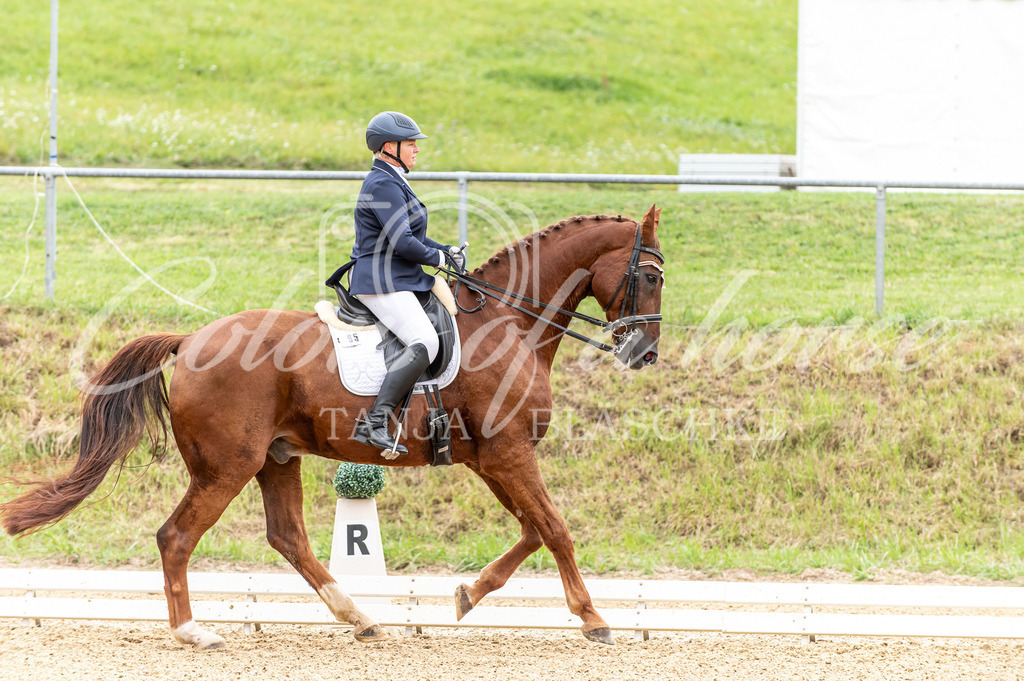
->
[385,140,419,169]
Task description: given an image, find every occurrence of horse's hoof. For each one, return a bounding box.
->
[196,636,226,651]
[354,624,391,643]
[582,626,616,646]
[173,621,226,650]
[454,583,474,621]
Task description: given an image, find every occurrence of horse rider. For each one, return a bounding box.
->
[349,111,465,456]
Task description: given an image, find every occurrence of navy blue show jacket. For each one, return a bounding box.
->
[348,159,448,295]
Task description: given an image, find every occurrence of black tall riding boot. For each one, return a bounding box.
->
[353,342,431,457]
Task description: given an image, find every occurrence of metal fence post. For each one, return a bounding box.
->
[44,176,57,300]
[875,185,886,316]
[44,0,59,300]
[457,172,469,253]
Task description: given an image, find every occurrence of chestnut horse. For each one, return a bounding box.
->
[1,205,664,649]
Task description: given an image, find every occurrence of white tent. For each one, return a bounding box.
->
[797,0,1024,182]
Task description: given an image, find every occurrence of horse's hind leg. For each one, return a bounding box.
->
[255,456,389,642]
[455,463,543,620]
[157,465,259,650]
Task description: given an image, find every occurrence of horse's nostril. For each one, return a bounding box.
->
[643,351,657,365]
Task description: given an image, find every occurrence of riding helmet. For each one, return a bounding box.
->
[365,111,427,153]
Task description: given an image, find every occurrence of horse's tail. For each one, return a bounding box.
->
[1,333,184,537]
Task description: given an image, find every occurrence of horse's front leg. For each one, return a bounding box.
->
[454,463,544,620]
[255,456,389,642]
[480,449,615,645]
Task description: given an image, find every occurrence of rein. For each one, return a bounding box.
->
[439,222,665,355]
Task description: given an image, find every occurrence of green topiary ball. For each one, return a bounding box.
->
[333,462,387,499]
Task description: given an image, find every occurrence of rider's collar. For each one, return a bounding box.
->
[372,158,412,188]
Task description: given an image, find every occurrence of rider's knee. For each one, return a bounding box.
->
[421,330,440,363]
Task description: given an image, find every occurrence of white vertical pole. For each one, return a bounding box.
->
[457,172,468,253]
[44,0,59,299]
[874,185,886,316]
[802,604,816,644]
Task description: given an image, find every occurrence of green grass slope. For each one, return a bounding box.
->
[2,184,1024,578]
[0,0,796,171]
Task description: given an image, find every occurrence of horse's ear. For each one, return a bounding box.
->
[641,204,660,241]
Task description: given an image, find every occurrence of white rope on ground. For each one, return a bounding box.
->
[0,169,42,302]
[2,138,221,316]
[0,128,47,302]
[57,166,220,316]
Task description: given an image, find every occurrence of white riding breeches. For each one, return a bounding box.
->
[355,290,440,362]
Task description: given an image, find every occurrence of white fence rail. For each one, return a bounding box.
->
[3,569,1024,641]
[5,165,1024,316]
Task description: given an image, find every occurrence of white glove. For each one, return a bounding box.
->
[448,246,466,270]
[439,245,466,270]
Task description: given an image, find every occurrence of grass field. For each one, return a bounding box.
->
[0,0,796,171]
[3,181,1024,579]
[4,177,1024,323]
[2,0,1024,580]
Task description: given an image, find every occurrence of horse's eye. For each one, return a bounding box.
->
[646,273,659,285]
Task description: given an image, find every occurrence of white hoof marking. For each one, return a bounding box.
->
[172,620,226,650]
[318,581,374,629]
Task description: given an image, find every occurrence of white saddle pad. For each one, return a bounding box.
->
[321,306,461,397]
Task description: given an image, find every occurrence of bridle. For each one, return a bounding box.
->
[601,221,666,341]
[439,222,665,356]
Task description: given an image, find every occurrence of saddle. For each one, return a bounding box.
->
[321,261,457,466]
[325,261,458,381]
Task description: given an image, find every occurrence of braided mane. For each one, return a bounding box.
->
[471,214,632,276]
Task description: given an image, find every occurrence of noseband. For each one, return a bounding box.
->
[440,222,664,356]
